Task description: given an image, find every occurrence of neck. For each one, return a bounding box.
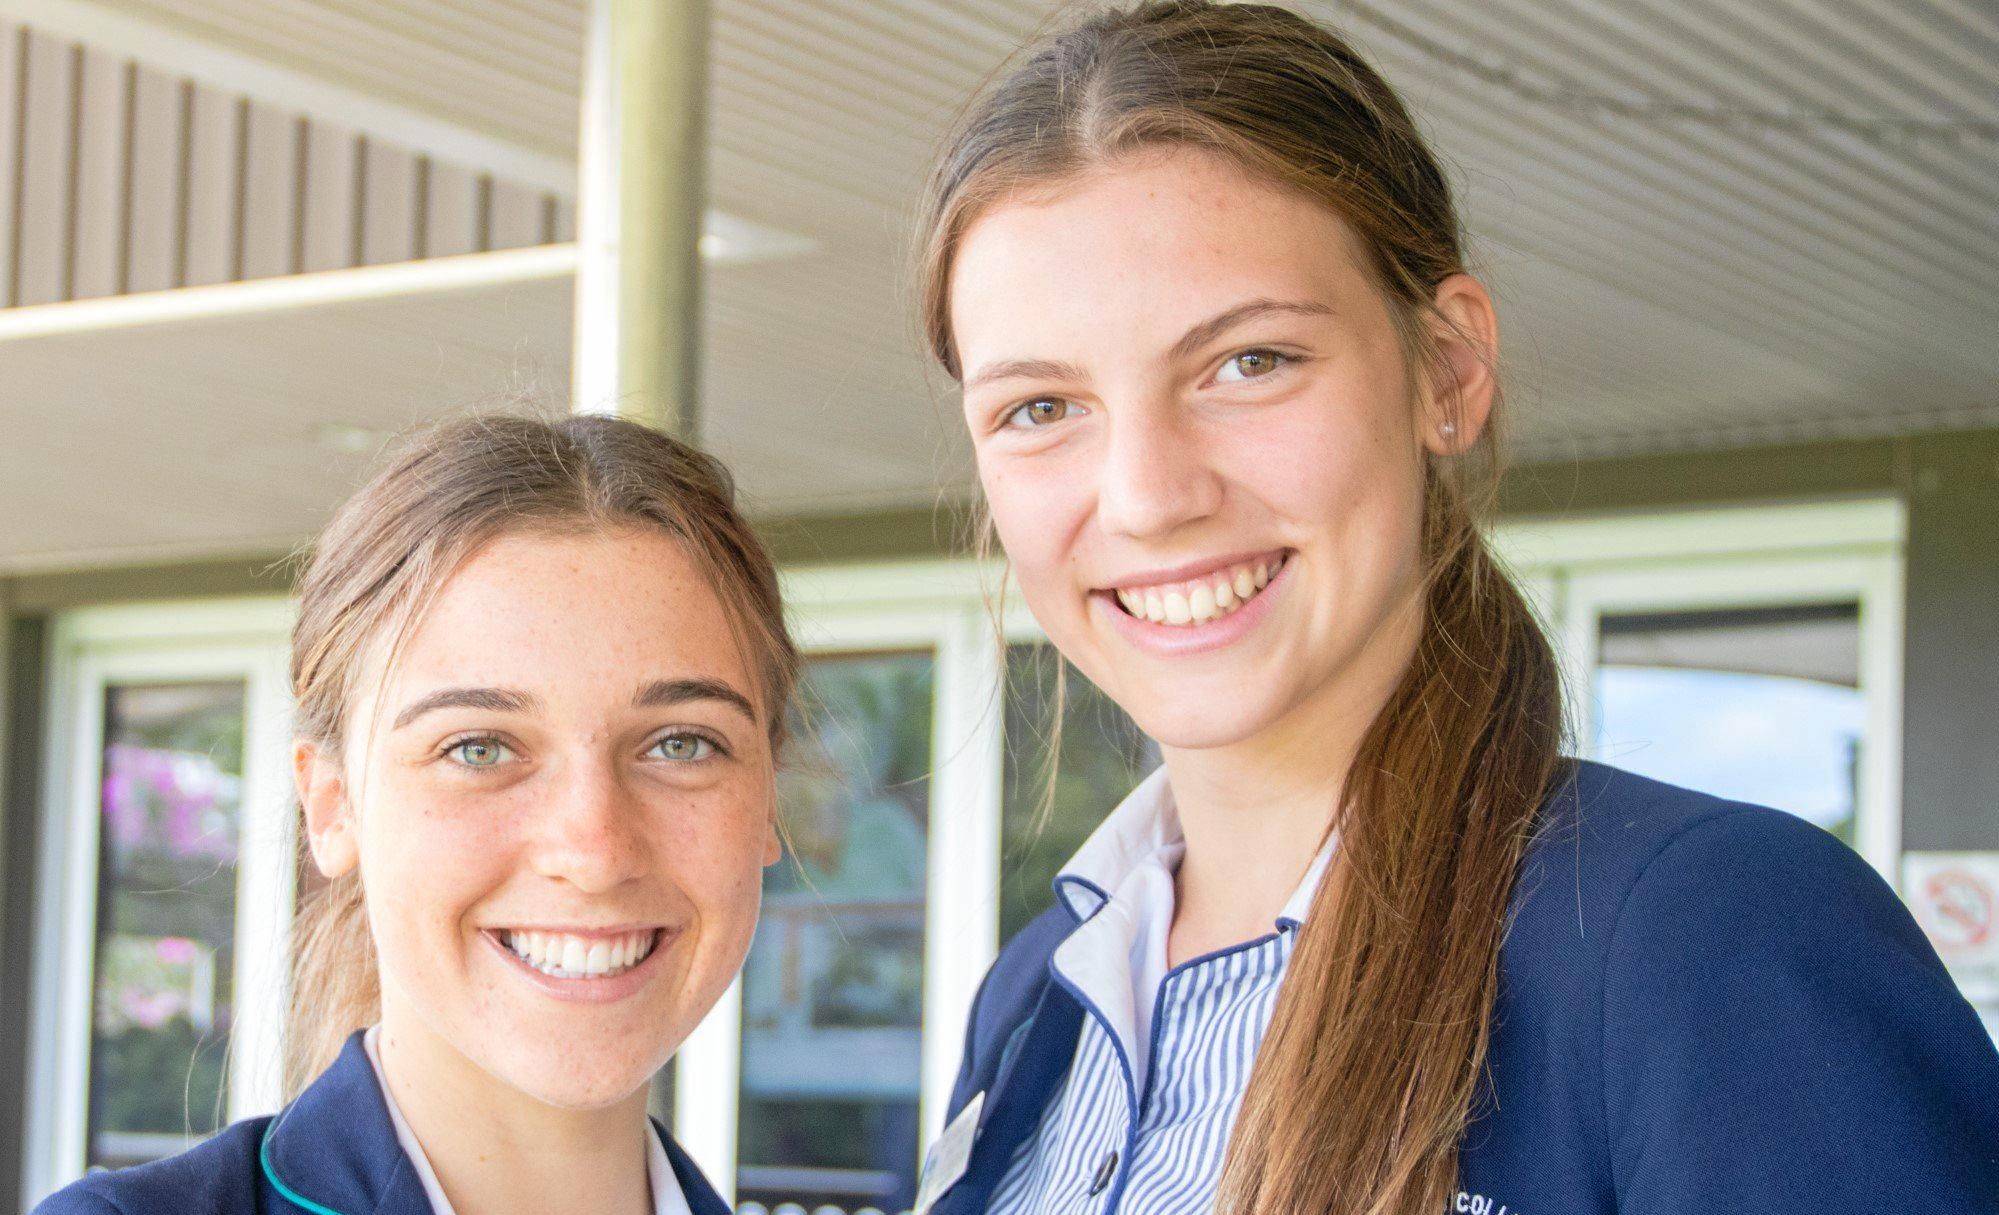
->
[1161,587,1422,964]
[375,997,654,1215]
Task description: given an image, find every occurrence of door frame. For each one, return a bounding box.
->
[23,597,294,1205]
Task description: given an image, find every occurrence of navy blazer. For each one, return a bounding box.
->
[934,761,1999,1214]
[33,1031,730,1215]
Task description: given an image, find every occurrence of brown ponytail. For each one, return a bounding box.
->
[916,5,1565,1212]
[282,411,798,1097]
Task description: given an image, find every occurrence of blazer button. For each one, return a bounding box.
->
[1087,1148,1119,1197]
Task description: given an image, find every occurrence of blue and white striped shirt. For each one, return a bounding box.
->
[987,767,1333,1215]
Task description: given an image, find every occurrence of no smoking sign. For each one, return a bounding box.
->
[1904,853,1999,1000]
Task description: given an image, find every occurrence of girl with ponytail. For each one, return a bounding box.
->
[916,5,1999,1214]
[38,412,798,1215]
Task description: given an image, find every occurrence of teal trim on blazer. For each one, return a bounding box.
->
[259,1119,350,1215]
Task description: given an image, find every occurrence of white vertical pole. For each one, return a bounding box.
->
[227,645,298,1120]
[674,977,743,1206]
[572,0,709,434]
[572,0,619,418]
[919,606,1006,1147]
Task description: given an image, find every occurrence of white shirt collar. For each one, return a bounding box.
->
[1055,764,1335,930]
[1047,765,1336,1096]
[362,1025,692,1215]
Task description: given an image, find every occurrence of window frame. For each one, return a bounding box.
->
[24,597,295,1205]
[672,562,1041,1203]
[1492,497,1905,879]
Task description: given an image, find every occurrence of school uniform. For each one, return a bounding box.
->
[33,1028,729,1215]
[923,760,1999,1215]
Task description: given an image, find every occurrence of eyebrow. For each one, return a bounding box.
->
[960,299,1335,392]
[632,677,759,723]
[1168,298,1336,363]
[390,678,758,732]
[963,356,1089,393]
[392,686,540,731]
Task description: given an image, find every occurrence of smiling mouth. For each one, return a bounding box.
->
[1109,552,1288,626]
[497,928,662,980]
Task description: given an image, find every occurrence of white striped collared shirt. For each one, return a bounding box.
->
[987,767,1333,1215]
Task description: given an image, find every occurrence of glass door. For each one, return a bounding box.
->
[85,680,247,1167]
[25,600,293,1202]
[735,650,935,1214]
[670,575,1006,1215]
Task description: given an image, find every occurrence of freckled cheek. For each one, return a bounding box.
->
[1228,394,1413,525]
[658,800,775,908]
[981,455,1097,615]
[359,786,517,939]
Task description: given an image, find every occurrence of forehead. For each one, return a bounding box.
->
[378,525,751,706]
[947,147,1380,364]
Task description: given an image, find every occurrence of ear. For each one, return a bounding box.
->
[762,810,784,868]
[293,738,359,880]
[1420,273,1499,458]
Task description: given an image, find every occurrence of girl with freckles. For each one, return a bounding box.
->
[915,4,1999,1215]
[37,413,796,1215]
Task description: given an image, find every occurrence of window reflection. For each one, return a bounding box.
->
[88,681,245,1167]
[737,651,934,1214]
[1595,603,1864,843]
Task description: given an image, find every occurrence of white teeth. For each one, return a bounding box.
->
[502,929,657,980]
[1114,556,1285,629]
[1189,584,1216,622]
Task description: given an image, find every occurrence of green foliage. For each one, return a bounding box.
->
[1000,645,1157,941]
[89,1019,228,1139]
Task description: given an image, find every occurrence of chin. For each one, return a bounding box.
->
[488,1041,659,1111]
[1120,687,1290,753]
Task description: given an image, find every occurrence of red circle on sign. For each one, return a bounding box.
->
[1923,869,1993,950]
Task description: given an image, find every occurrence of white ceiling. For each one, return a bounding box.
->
[4,0,1997,572]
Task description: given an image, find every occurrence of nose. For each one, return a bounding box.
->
[1095,398,1224,540]
[530,755,650,894]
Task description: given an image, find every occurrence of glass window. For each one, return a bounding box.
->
[87,681,246,1168]
[1594,603,1864,844]
[736,651,934,1214]
[999,645,1157,943]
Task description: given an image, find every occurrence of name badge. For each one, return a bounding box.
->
[914,1090,985,1214]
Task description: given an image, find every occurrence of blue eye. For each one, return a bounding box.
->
[446,737,513,768]
[649,732,717,762]
[1003,397,1078,429]
[1215,349,1288,383]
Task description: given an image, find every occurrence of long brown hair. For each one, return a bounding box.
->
[916,5,1565,1213]
[282,411,799,1097]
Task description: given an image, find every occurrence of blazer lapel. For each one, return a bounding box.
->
[259,1031,436,1215]
[656,1122,732,1215]
[931,980,1087,1215]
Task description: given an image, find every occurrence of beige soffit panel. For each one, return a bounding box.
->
[0,18,572,310]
